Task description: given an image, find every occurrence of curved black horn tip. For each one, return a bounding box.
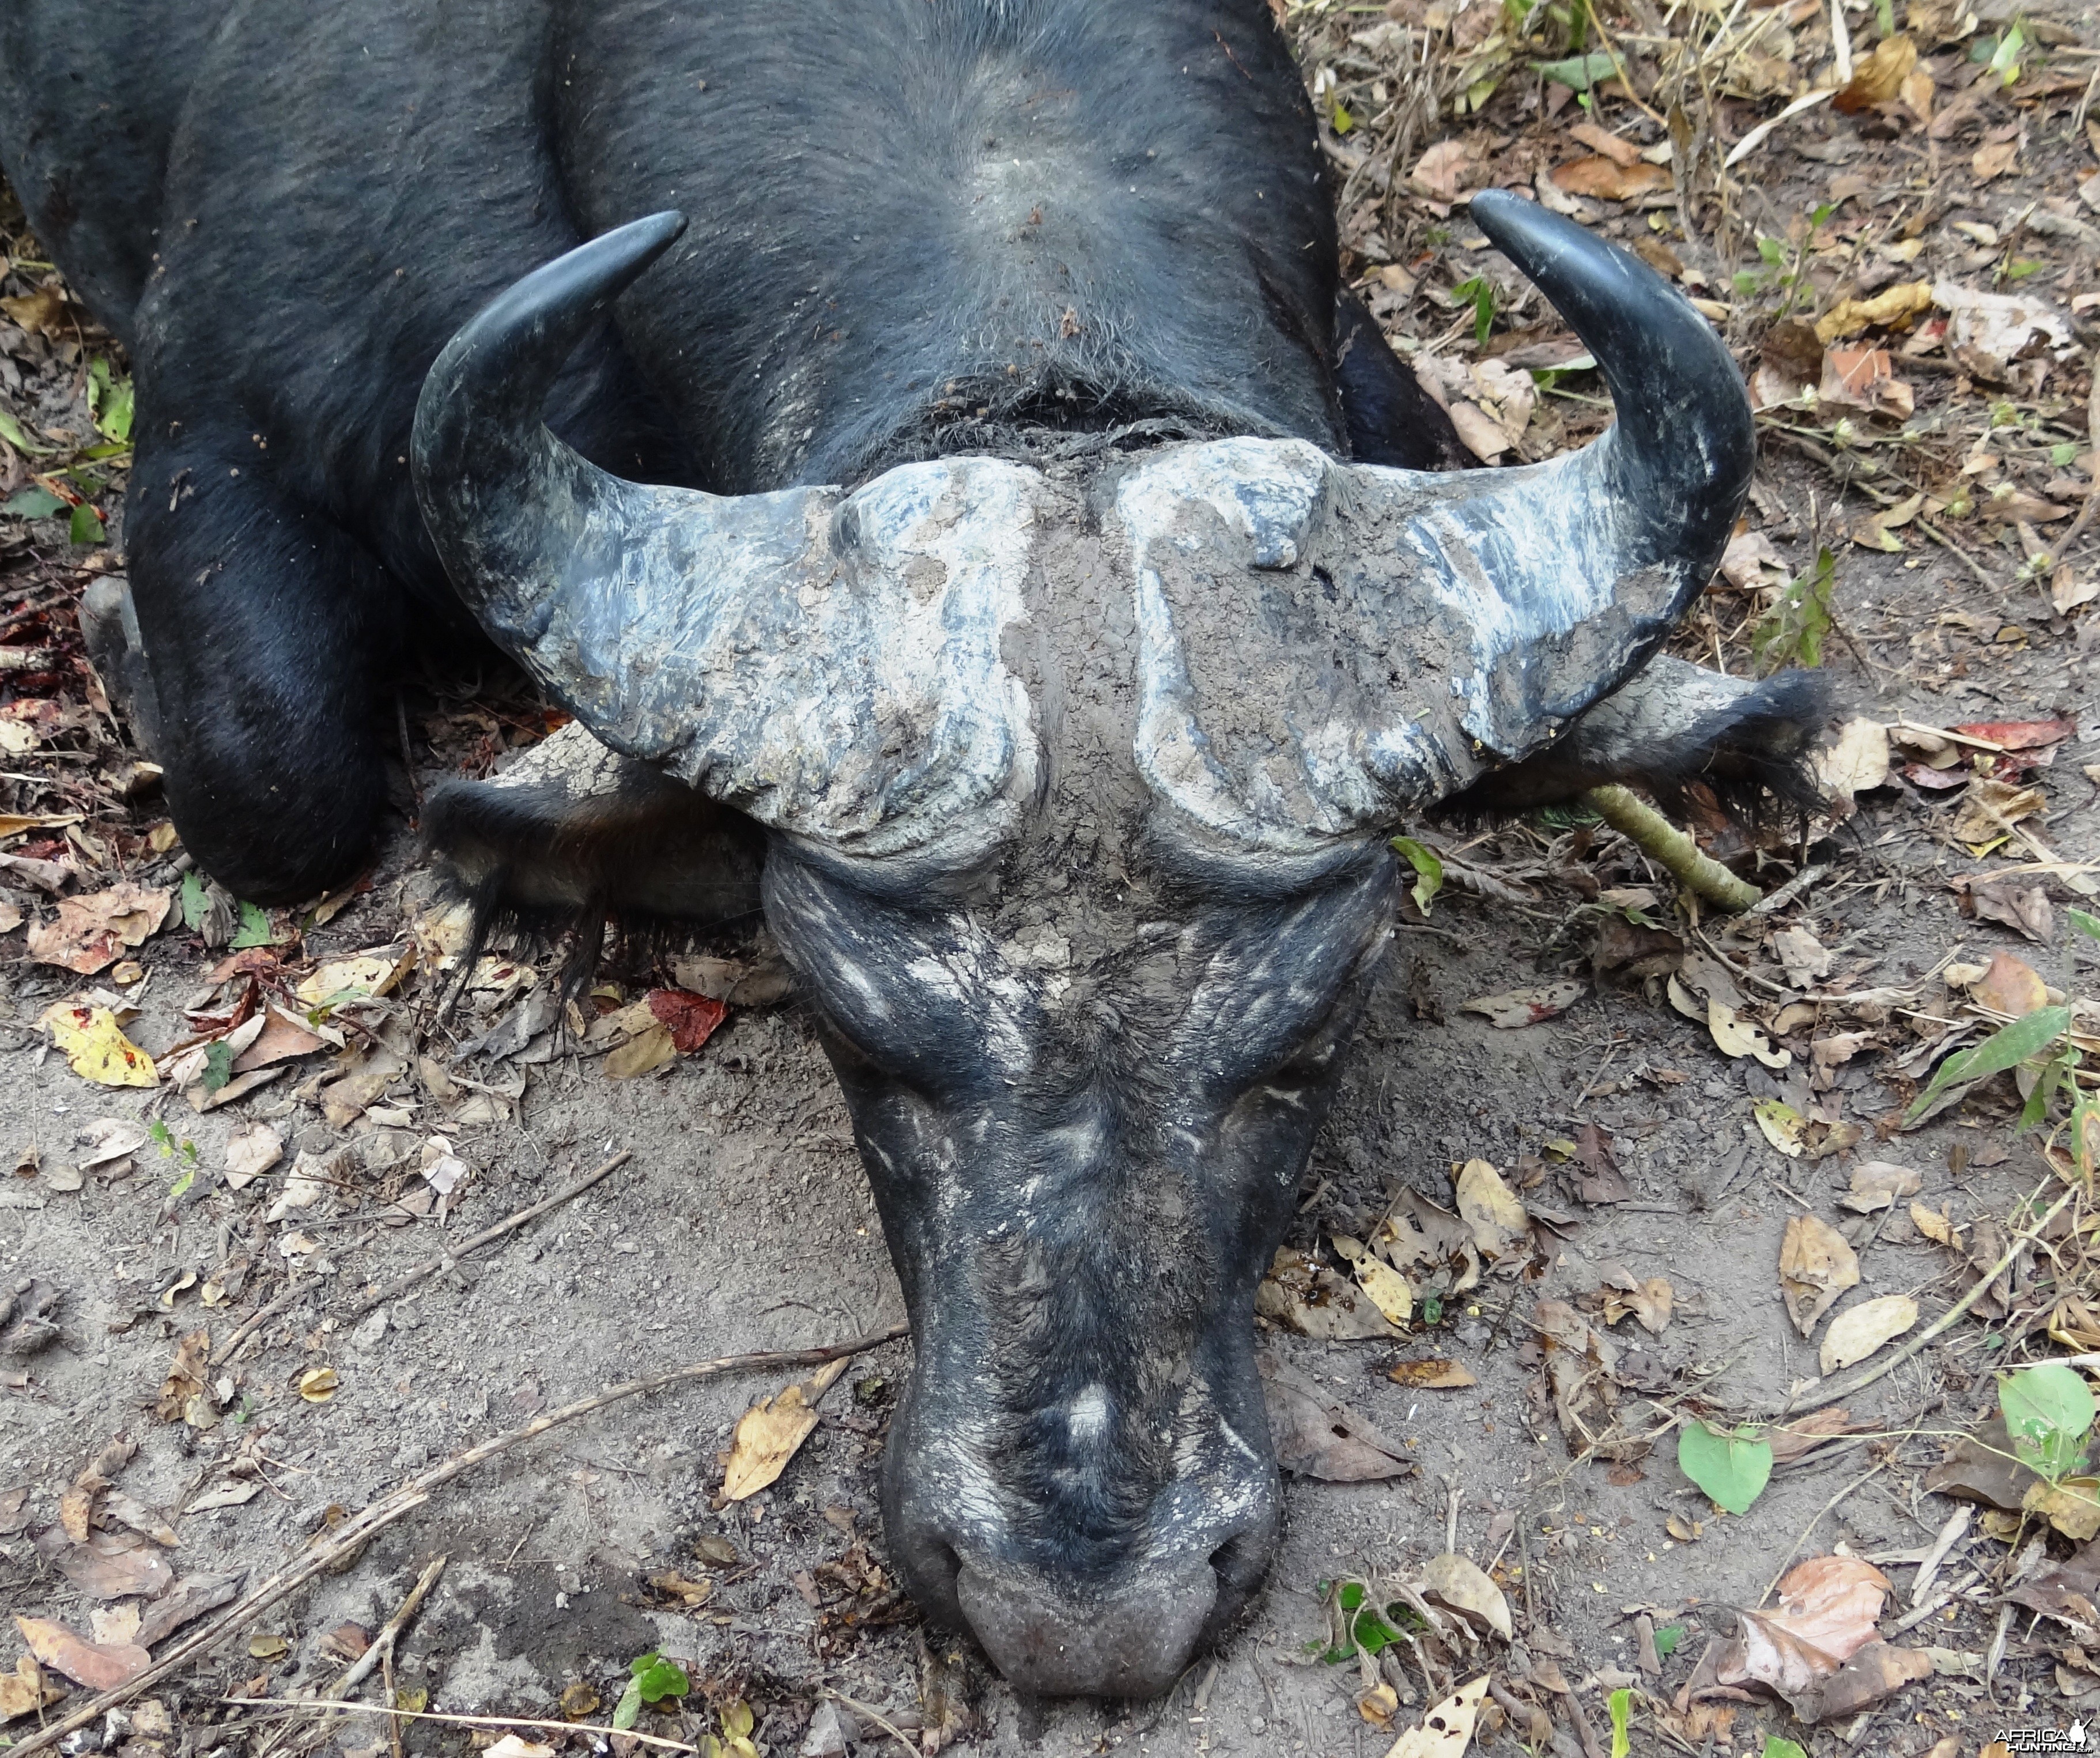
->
[462,209,690,353]
[1464,188,1751,500]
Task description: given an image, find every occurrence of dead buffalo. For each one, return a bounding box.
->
[1,0,1822,1698]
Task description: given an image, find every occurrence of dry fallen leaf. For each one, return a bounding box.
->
[1259,1246,1403,1339]
[39,1003,157,1088]
[720,1360,847,1501]
[1770,927,1833,987]
[297,1367,339,1403]
[1973,949,2048,1017]
[1708,998,1791,1069]
[1839,1161,1923,1213]
[224,1122,284,1189]
[14,1614,149,1691]
[25,884,171,976]
[1550,156,1671,200]
[1778,1214,1860,1336]
[1812,718,1889,803]
[2023,1476,2100,1542]
[1953,778,2045,847]
[603,1023,677,1080]
[1333,1235,1414,1328]
[1716,1556,1929,1721]
[1910,1200,1963,1248]
[1833,33,1918,111]
[1599,1266,1673,1334]
[1460,980,1585,1028]
[153,1330,211,1426]
[1814,280,1931,344]
[296,949,411,1005]
[1453,1159,1528,1265]
[1409,139,1474,201]
[1819,1295,1919,1374]
[1379,1674,1489,1758]
[1819,345,1913,418]
[0,1654,61,1722]
[1419,1553,1512,1641]
[1972,138,2018,181]
[1263,1358,1414,1482]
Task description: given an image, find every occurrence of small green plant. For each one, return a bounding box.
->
[1904,1005,2073,1126]
[1449,275,1497,348]
[230,901,274,949]
[87,359,134,447]
[1653,1623,1684,1658]
[1764,1740,1808,1758]
[613,1651,690,1730]
[1750,546,1835,676]
[1318,1580,1429,1662]
[1390,837,1443,916]
[2000,1364,2095,1487]
[1677,1420,1773,1515]
[1608,1687,1632,1757]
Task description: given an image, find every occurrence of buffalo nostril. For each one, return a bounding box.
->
[955,1561,1217,1699]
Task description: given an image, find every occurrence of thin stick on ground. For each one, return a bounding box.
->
[1581,784,1761,912]
[341,1149,632,1322]
[1757,1460,1891,1604]
[331,1553,447,1698]
[215,1699,697,1756]
[9,1321,911,1758]
[1781,1178,2076,1417]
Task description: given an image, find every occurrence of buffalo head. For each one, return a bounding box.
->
[412,195,1820,1696]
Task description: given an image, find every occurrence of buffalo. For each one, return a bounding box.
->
[1,0,1823,1698]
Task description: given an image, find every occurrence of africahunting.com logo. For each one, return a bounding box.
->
[1989,1721,2089,1755]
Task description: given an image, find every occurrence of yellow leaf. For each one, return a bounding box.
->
[1454,1159,1528,1262]
[247,1633,289,1659]
[1709,999,1791,1069]
[295,950,411,1006]
[297,1367,339,1403]
[604,1023,678,1079]
[40,1002,158,1088]
[1818,1295,1919,1374]
[721,1384,821,1500]
[1754,1096,1807,1156]
[1910,1200,1962,1248]
[1815,278,1932,344]
[2024,1476,2100,1542]
[1380,1674,1490,1758]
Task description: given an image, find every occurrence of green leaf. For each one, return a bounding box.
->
[1339,1581,1366,1612]
[1532,50,1617,89]
[168,1166,195,1201]
[2070,908,2100,942]
[1750,546,1835,676]
[2000,1364,2096,1482]
[2,486,65,521]
[1332,100,1354,134]
[0,409,55,457]
[1677,1420,1773,1515]
[629,1651,690,1706]
[1353,1609,1400,1655]
[1391,837,1444,916]
[1904,1006,2071,1125]
[1451,275,1497,348]
[231,901,274,949]
[1608,1688,1632,1758]
[1987,21,2023,84]
[88,359,134,444]
[611,1682,643,1732]
[1763,1741,1808,1758]
[180,870,209,930]
[2004,259,2042,281]
[1653,1623,1684,1658]
[148,1120,174,1153]
[69,502,104,546]
[202,1039,235,1094]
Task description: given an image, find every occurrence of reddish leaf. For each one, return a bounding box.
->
[647,987,728,1055]
[1949,718,2076,751]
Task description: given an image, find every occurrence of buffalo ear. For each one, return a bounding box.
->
[1430,660,1835,824]
[421,722,766,994]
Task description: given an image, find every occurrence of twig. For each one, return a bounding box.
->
[9,1321,910,1757]
[341,1150,631,1322]
[214,1699,696,1755]
[1582,784,1759,912]
[820,1689,920,1758]
[1781,1178,2075,1416]
[1909,1504,1972,1608]
[1757,1462,1890,1605]
[332,1554,447,1696]
[218,1282,317,1361]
